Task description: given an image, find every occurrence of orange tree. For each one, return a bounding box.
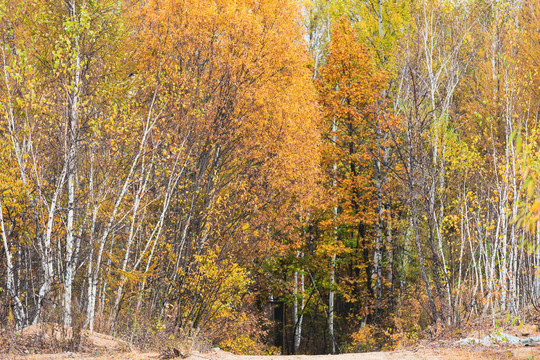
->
[124,0,321,348]
[313,18,396,350]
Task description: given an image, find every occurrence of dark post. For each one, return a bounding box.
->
[267,298,286,354]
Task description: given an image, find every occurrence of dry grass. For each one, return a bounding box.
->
[0,322,133,356]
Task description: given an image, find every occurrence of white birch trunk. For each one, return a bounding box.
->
[64,0,81,327]
[373,109,384,312]
[110,162,152,332]
[293,253,304,354]
[86,88,164,330]
[0,197,27,329]
[329,117,337,354]
[33,163,67,324]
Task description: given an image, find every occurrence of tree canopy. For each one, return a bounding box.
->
[2,0,540,355]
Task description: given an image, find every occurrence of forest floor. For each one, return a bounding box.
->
[3,346,540,360]
[4,321,540,360]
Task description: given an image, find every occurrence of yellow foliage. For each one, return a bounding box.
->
[349,325,378,352]
[219,334,261,355]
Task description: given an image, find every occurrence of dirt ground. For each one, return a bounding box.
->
[3,346,540,360]
[5,321,540,360]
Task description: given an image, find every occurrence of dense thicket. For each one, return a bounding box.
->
[2,0,540,355]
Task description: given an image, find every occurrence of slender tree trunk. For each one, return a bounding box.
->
[411,198,438,323]
[86,88,161,330]
[293,252,304,354]
[373,112,384,315]
[386,204,394,309]
[110,162,152,332]
[0,197,27,329]
[34,163,67,325]
[329,117,337,354]
[64,0,81,328]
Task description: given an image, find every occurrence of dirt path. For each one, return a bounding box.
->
[4,347,540,360]
[198,350,444,360]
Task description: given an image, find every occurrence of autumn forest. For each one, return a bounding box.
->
[2,0,540,355]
